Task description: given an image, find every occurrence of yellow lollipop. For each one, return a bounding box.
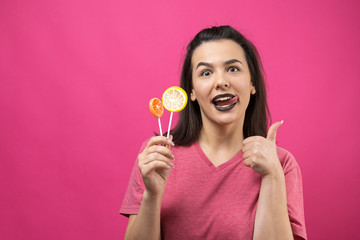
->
[162,86,188,112]
[162,86,188,137]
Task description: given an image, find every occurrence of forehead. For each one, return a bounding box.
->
[191,39,246,65]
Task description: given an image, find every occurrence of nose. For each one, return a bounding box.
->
[214,72,230,89]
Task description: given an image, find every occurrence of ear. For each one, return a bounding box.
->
[250,85,256,95]
[190,89,197,101]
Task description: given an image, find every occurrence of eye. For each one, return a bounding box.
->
[228,66,239,72]
[201,70,212,77]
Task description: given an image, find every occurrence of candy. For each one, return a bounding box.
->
[149,98,164,136]
[162,86,188,112]
[149,87,188,138]
[149,98,164,118]
[162,87,188,138]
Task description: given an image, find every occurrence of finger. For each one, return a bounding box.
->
[243,136,265,145]
[242,150,252,159]
[141,161,171,176]
[145,145,175,160]
[242,148,260,160]
[146,136,174,150]
[243,158,254,168]
[140,152,174,168]
[266,120,284,143]
[166,135,174,149]
[242,141,261,152]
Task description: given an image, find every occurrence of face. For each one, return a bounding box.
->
[190,39,256,127]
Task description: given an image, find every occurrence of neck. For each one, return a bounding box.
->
[198,118,245,153]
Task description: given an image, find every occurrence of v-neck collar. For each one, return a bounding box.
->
[194,141,244,172]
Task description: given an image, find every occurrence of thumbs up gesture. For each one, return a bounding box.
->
[242,121,284,177]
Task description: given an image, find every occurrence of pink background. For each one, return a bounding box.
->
[1,0,359,239]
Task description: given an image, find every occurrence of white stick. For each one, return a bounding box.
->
[167,112,173,138]
[158,117,163,136]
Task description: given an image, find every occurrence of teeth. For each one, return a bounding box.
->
[215,97,232,101]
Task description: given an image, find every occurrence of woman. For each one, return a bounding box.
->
[120,25,307,240]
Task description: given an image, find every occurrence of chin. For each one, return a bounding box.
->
[215,116,241,126]
[201,108,244,127]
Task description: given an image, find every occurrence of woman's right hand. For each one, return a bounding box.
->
[137,135,175,197]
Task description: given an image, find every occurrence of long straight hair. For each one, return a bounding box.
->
[169,25,270,146]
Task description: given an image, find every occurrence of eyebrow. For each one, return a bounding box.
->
[225,59,243,65]
[196,59,243,70]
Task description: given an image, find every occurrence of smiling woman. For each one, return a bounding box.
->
[120,25,307,240]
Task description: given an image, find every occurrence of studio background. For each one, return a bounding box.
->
[1,0,359,239]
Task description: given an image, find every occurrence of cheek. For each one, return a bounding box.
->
[234,78,252,93]
[236,82,252,104]
[239,92,251,105]
[192,80,211,100]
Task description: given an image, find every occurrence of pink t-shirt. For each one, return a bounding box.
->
[120,140,307,240]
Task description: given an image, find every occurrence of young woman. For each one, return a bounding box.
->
[120,25,307,240]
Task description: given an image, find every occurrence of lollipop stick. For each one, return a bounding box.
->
[158,117,163,136]
[167,112,173,138]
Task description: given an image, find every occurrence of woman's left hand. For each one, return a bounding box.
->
[242,121,284,177]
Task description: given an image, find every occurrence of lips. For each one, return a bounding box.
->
[211,93,238,111]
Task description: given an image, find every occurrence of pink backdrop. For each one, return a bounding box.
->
[1,0,359,239]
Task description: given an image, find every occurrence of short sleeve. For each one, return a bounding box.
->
[280,148,307,240]
[119,141,147,217]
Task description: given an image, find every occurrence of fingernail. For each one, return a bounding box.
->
[280,120,284,125]
[170,162,175,168]
[168,141,175,146]
[171,154,175,160]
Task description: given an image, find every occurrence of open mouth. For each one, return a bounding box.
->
[211,93,238,111]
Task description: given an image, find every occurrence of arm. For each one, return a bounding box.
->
[242,121,294,240]
[253,170,293,240]
[124,191,162,240]
[124,136,174,240]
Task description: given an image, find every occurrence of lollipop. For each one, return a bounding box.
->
[149,98,164,136]
[162,86,188,138]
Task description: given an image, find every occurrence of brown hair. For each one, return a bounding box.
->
[169,25,270,146]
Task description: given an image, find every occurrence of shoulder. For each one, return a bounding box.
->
[276,146,300,174]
